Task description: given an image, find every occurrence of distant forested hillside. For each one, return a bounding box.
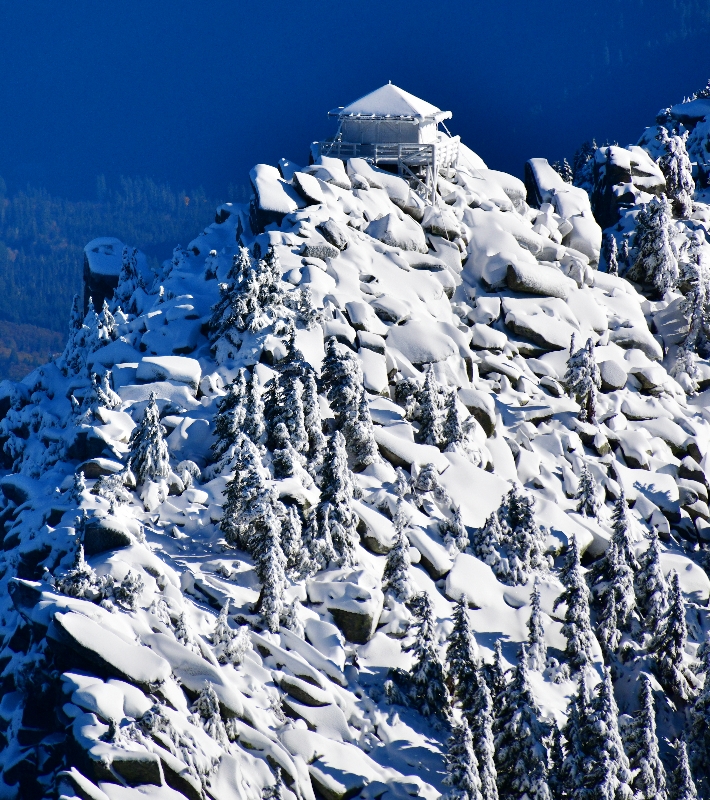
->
[0,175,228,380]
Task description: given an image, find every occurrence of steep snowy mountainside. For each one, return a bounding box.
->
[0,104,710,800]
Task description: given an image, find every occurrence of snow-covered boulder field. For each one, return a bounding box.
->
[3,90,710,800]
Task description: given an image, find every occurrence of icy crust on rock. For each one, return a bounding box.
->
[1,122,710,800]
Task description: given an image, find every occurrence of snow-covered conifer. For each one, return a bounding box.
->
[672,742,698,800]
[443,720,483,800]
[674,231,710,390]
[321,337,360,428]
[605,233,619,276]
[115,245,140,311]
[572,139,597,191]
[418,368,443,448]
[262,768,284,800]
[349,389,379,471]
[447,595,479,690]
[591,491,638,630]
[459,665,498,800]
[220,436,271,550]
[688,644,710,794]
[441,388,465,453]
[212,371,247,462]
[472,511,507,580]
[553,535,594,672]
[244,370,265,446]
[598,585,621,656]
[486,639,508,701]
[652,571,696,700]
[584,669,633,800]
[441,506,468,555]
[527,579,547,671]
[493,645,552,800]
[404,592,451,722]
[382,498,414,602]
[56,543,98,599]
[564,336,601,424]
[627,674,667,800]
[70,470,87,505]
[191,682,228,747]
[659,129,694,218]
[128,393,170,485]
[280,504,308,579]
[316,431,358,567]
[576,464,600,518]
[636,529,669,636]
[252,505,286,633]
[499,485,546,585]
[302,372,325,476]
[271,422,300,480]
[629,194,679,296]
[559,671,588,795]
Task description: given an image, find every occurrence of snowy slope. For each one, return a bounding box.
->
[0,108,709,800]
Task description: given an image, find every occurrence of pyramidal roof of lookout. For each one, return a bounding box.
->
[331,83,451,121]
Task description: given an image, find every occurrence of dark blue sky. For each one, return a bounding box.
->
[1,0,709,200]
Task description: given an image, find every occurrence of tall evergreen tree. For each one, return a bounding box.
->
[674,231,710,392]
[280,503,307,579]
[629,194,679,296]
[626,674,667,800]
[494,645,552,800]
[212,370,247,462]
[576,464,601,519]
[472,511,507,580]
[658,129,694,219]
[418,367,443,448]
[560,671,589,796]
[220,435,271,550]
[442,388,466,454]
[316,431,359,567]
[635,529,669,637]
[443,720,484,800]
[302,371,326,476]
[553,535,594,672]
[688,644,710,795]
[244,370,265,446]
[349,388,380,471]
[583,669,633,800]
[527,578,547,671]
[652,571,696,700]
[128,393,170,485]
[486,639,508,702]
[499,485,547,585]
[673,742,699,800]
[447,595,479,689]
[564,335,601,424]
[252,503,287,633]
[404,592,451,722]
[382,497,414,602]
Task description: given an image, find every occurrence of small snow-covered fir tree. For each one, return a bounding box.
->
[576,464,600,518]
[262,767,284,800]
[499,485,546,585]
[598,584,621,656]
[583,669,633,800]
[459,664,498,800]
[321,337,361,430]
[316,431,359,567]
[244,370,265,446]
[629,194,679,296]
[564,335,601,424]
[552,158,574,184]
[349,388,380,471]
[486,639,508,702]
[404,592,451,722]
[212,370,247,462]
[527,578,547,671]
[658,129,694,219]
[382,498,414,602]
[635,529,669,637]
[626,674,667,800]
[252,504,286,634]
[553,535,594,672]
[688,644,710,794]
[472,511,507,580]
[443,719,483,800]
[115,245,140,311]
[591,490,638,630]
[191,682,228,747]
[672,742,699,800]
[493,645,552,800]
[128,393,170,485]
[572,139,597,192]
[56,543,99,599]
[447,595,479,690]
[441,388,466,455]
[560,671,589,796]
[271,422,300,480]
[418,367,443,448]
[302,372,325,476]
[605,233,619,276]
[652,571,696,700]
[674,231,710,391]
[441,505,469,554]
[220,435,271,550]
[280,504,308,579]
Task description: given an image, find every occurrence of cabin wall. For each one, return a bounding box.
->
[340,118,423,144]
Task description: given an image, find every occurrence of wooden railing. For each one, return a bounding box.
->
[316,136,460,169]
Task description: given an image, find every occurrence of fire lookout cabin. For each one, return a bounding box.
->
[313,83,460,203]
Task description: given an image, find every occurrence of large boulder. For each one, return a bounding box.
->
[365,213,427,253]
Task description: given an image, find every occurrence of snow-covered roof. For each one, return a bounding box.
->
[330,83,452,123]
